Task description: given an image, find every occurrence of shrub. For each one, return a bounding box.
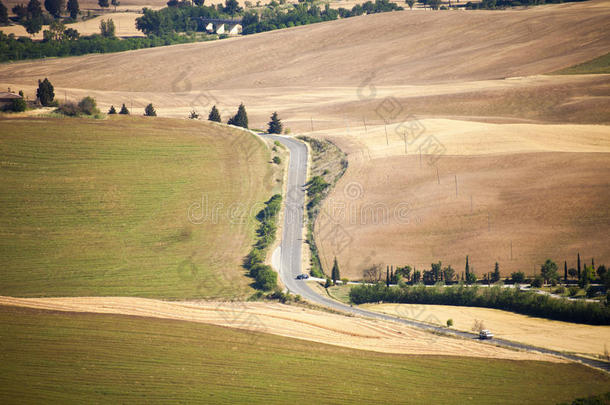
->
[324,278,331,288]
[108,105,117,114]
[554,285,566,295]
[531,275,544,288]
[9,98,26,112]
[255,267,277,291]
[568,286,580,297]
[272,156,281,164]
[77,96,99,116]
[55,101,80,116]
[511,271,525,283]
[446,318,453,327]
[119,104,130,115]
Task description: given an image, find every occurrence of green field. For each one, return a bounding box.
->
[0,305,608,404]
[552,52,610,74]
[0,116,274,299]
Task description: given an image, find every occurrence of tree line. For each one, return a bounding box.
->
[349,283,610,325]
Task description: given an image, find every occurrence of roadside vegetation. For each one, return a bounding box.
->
[298,136,347,278]
[349,283,610,325]
[2,305,609,404]
[0,117,272,299]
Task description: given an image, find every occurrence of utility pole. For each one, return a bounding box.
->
[419,146,422,168]
[436,166,440,184]
[310,117,314,132]
[363,117,367,134]
[470,195,473,213]
[384,122,389,145]
[510,241,513,260]
[454,174,458,197]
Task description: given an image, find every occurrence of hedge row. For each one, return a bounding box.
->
[349,283,610,325]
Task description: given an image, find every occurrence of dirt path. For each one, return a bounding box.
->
[0,296,563,362]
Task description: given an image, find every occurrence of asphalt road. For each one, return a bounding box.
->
[263,134,610,373]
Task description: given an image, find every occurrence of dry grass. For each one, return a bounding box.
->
[362,303,610,358]
[0,296,565,361]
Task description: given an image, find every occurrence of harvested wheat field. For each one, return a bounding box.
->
[0,296,563,361]
[361,303,610,358]
[315,120,610,278]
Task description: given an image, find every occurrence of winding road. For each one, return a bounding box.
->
[262,134,610,373]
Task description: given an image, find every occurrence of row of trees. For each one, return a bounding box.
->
[0,30,203,62]
[349,283,610,325]
[244,194,282,291]
[371,254,608,289]
[206,104,283,134]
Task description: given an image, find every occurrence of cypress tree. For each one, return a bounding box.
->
[577,253,581,280]
[36,78,54,106]
[228,103,248,128]
[592,258,595,269]
[67,0,78,19]
[108,105,116,114]
[0,0,9,25]
[491,262,500,283]
[331,257,340,283]
[208,105,221,122]
[267,111,283,134]
[465,255,470,276]
[386,266,390,287]
[564,261,568,282]
[119,103,129,114]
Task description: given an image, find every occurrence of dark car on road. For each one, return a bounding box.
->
[296,274,309,280]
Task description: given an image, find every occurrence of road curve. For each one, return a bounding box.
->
[262,134,610,373]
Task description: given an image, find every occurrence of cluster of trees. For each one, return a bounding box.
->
[349,283,610,325]
[0,30,204,62]
[244,194,282,291]
[135,3,230,36]
[107,103,130,114]
[242,0,402,35]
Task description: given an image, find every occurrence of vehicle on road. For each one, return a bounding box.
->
[296,274,309,280]
[479,330,494,340]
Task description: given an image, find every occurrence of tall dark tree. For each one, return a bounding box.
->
[108,105,116,114]
[592,258,595,269]
[144,103,156,116]
[36,78,54,106]
[491,262,500,283]
[66,0,78,19]
[208,105,221,122]
[98,0,109,10]
[331,257,340,283]
[465,255,470,276]
[267,111,283,134]
[44,0,64,18]
[0,0,9,25]
[564,261,568,282]
[28,0,43,17]
[111,0,119,11]
[577,252,581,280]
[223,0,242,15]
[119,103,129,114]
[227,103,248,128]
[386,265,390,287]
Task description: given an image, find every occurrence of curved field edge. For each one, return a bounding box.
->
[0,116,275,299]
[1,304,609,404]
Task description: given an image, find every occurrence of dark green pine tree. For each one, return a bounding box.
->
[144,103,156,117]
[564,261,568,282]
[119,103,129,114]
[577,252,581,280]
[386,266,390,287]
[228,103,248,129]
[108,105,116,114]
[491,262,500,283]
[36,78,54,106]
[331,257,340,283]
[267,111,283,134]
[67,0,79,19]
[0,0,9,25]
[465,255,470,276]
[208,105,221,122]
